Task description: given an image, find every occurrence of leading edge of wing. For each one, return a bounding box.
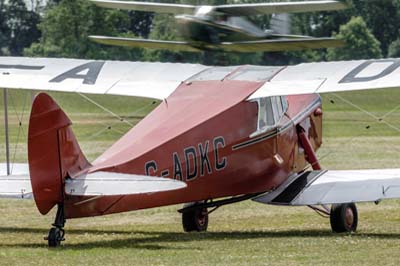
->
[216,1,348,16]
[65,171,187,196]
[91,0,196,14]
[89,35,201,52]
[219,37,344,53]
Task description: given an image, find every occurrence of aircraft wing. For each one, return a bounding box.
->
[219,38,344,52]
[65,171,186,196]
[0,56,207,100]
[90,35,201,52]
[216,1,348,16]
[249,58,400,100]
[91,0,196,14]
[253,169,400,206]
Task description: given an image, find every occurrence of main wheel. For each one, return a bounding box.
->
[330,203,358,233]
[182,203,208,232]
[47,227,64,247]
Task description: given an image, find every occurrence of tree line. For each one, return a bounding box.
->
[1,0,400,65]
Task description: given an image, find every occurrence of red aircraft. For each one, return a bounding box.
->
[1,57,400,247]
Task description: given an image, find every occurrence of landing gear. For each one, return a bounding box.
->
[182,202,209,232]
[330,203,358,233]
[45,203,66,247]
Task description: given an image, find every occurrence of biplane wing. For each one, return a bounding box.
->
[89,35,201,52]
[2,57,400,100]
[249,59,400,99]
[253,169,400,206]
[215,0,348,16]
[219,38,344,52]
[90,35,344,53]
[0,57,207,100]
[91,0,347,15]
[90,0,196,14]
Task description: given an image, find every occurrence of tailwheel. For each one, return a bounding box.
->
[182,202,208,232]
[47,227,65,247]
[330,203,358,233]
[45,203,66,247]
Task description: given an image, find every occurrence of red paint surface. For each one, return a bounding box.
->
[28,93,91,215]
[28,80,322,219]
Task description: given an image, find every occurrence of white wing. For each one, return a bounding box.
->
[249,59,400,99]
[216,1,348,16]
[0,57,207,100]
[0,163,32,199]
[91,0,196,14]
[253,169,400,206]
[65,171,186,196]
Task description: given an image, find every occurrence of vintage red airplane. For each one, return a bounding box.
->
[1,57,400,247]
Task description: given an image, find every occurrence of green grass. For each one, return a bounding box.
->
[0,88,400,265]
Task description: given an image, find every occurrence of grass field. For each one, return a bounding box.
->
[0,89,400,265]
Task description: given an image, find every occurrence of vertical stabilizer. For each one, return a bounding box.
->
[28,93,91,215]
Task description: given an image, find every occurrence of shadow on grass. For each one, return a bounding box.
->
[1,227,400,249]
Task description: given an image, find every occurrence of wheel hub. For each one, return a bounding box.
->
[345,207,354,228]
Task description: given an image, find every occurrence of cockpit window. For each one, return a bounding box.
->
[258,97,275,129]
[256,96,289,132]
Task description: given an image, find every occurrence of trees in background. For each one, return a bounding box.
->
[2,0,400,65]
[0,0,40,56]
[327,16,382,60]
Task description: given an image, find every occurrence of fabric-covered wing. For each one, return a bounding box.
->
[90,35,201,52]
[0,163,32,199]
[219,38,343,52]
[0,57,207,100]
[65,171,186,196]
[216,0,347,16]
[253,169,400,206]
[91,0,196,14]
[249,58,400,99]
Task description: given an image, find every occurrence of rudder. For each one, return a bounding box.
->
[28,93,91,215]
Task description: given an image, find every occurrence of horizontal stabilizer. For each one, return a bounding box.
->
[216,1,348,16]
[65,171,187,196]
[91,0,195,14]
[0,164,32,199]
[219,38,344,52]
[253,169,400,206]
[90,35,201,52]
[0,176,32,199]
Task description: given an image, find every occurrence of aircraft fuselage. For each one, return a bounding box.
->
[63,69,323,219]
[175,14,267,45]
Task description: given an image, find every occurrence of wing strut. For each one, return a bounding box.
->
[3,88,10,176]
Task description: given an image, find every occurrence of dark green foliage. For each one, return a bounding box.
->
[327,17,382,60]
[0,0,40,56]
[388,38,400,58]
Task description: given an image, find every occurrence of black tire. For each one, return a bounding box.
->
[182,203,208,232]
[330,203,358,233]
[48,227,62,248]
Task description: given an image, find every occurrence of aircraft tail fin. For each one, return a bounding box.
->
[28,93,91,215]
